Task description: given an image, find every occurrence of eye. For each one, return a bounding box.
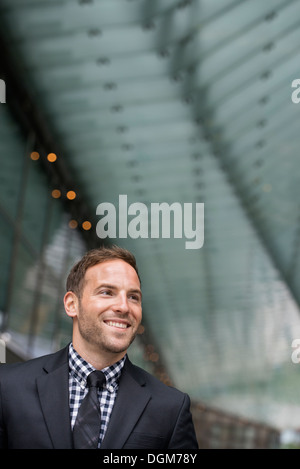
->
[129,294,141,302]
[100,289,113,296]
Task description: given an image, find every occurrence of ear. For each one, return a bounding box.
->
[64,291,79,319]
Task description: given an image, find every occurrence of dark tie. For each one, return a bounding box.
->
[73,370,106,449]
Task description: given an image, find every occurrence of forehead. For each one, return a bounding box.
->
[84,259,140,287]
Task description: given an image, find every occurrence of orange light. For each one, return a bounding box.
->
[51,189,61,199]
[82,221,92,231]
[149,352,159,363]
[67,190,76,200]
[30,151,40,161]
[47,153,57,162]
[69,219,78,229]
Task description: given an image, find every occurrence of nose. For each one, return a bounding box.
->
[112,292,129,314]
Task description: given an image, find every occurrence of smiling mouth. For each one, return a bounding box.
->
[105,320,129,330]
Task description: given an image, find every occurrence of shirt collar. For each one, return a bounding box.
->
[68,342,126,392]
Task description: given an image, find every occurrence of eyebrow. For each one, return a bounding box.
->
[94,284,142,298]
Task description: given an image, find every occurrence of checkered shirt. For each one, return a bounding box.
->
[68,343,126,448]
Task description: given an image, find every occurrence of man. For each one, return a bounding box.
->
[0,245,198,449]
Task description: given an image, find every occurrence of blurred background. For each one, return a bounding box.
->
[1,0,300,449]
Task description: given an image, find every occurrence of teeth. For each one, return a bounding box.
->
[107,321,128,329]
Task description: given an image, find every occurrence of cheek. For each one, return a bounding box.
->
[134,306,142,321]
[80,297,108,312]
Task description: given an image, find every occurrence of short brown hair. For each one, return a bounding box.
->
[66,244,140,297]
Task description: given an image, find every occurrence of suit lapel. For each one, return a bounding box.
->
[35,349,151,449]
[36,347,73,449]
[101,359,151,449]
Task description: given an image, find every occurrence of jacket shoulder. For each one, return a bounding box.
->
[126,358,187,401]
[0,345,69,382]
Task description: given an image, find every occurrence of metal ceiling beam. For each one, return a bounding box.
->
[151,0,300,311]
[194,103,300,311]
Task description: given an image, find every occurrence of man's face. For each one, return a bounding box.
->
[66,259,142,361]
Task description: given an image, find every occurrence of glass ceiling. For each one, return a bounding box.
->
[1,0,300,431]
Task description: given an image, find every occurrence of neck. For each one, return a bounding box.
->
[71,339,126,370]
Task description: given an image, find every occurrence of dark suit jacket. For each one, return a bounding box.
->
[0,345,198,449]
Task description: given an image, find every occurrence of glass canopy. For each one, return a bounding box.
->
[1,0,300,434]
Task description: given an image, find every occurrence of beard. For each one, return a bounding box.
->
[76,300,139,356]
